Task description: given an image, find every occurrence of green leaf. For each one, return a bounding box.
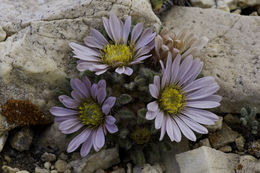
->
[117,94,132,105]
[119,128,129,139]
[131,148,146,165]
[160,140,174,152]
[137,108,148,125]
[124,82,135,90]
[144,143,161,164]
[115,108,135,120]
[118,138,132,150]
[134,76,146,86]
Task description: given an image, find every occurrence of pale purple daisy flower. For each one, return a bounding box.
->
[70,14,156,76]
[50,77,118,157]
[146,53,221,142]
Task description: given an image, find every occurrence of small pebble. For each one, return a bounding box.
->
[59,153,68,161]
[35,167,49,173]
[55,159,67,172]
[41,152,57,162]
[51,170,58,173]
[44,162,51,170]
[95,169,106,173]
[235,136,245,151]
[71,152,80,160]
[127,163,132,173]
[4,155,12,163]
[199,138,211,147]
[2,165,20,173]
[219,145,232,152]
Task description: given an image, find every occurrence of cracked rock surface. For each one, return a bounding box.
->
[162,7,260,113]
[0,0,160,112]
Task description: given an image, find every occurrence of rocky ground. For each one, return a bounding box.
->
[0,0,260,173]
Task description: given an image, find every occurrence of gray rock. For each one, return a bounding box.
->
[126,163,132,173]
[95,170,105,173]
[0,113,17,136]
[70,147,120,173]
[141,164,163,173]
[44,162,51,170]
[0,0,160,113]
[208,123,239,149]
[219,145,232,152]
[111,168,125,173]
[0,26,6,41]
[50,171,58,173]
[235,136,245,151]
[236,155,260,173]
[191,0,215,8]
[35,167,50,173]
[59,153,68,161]
[160,138,190,173]
[0,132,8,152]
[55,159,67,173]
[162,7,260,113]
[205,116,223,132]
[224,114,241,128]
[36,124,68,152]
[199,138,211,148]
[9,126,33,151]
[176,146,240,173]
[2,166,20,173]
[41,152,57,162]
[16,171,30,173]
[238,0,260,7]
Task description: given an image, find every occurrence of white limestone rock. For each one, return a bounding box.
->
[0,26,6,41]
[176,146,240,173]
[162,7,260,113]
[238,0,260,7]
[236,155,260,173]
[190,0,215,8]
[0,0,160,113]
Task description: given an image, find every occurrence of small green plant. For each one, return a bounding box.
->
[240,106,258,135]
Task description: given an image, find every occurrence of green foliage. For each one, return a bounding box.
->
[240,106,259,135]
[117,94,132,106]
[130,147,146,165]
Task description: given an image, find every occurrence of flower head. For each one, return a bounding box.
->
[146,53,221,142]
[153,29,208,63]
[70,14,156,76]
[50,77,118,157]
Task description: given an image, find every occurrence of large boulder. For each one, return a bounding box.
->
[162,7,260,113]
[0,0,160,113]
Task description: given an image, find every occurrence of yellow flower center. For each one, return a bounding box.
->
[159,85,185,115]
[101,43,134,67]
[131,127,151,145]
[78,99,104,129]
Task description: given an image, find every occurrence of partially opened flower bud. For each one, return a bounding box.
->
[153,28,209,63]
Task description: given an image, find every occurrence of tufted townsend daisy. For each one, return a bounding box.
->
[153,29,208,63]
[70,13,156,76]
[50,77,118,157]
[146,53,221,142]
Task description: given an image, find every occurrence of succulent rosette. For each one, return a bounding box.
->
[146,53,221,142]
[70,14,156,76]
[50,77,118,157]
